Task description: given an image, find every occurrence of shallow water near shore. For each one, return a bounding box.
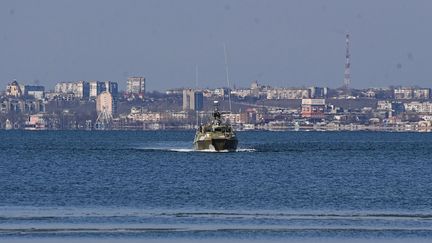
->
[1,130,432,242]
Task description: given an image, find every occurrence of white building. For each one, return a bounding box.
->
[54,81,89,99]
[55,82,74,93]
[127,111,162,122]
[405,101,432,113]
[394,87,430,99]
[222,113,242,124]
[89,81,101,99]
[126,77,146,99]
[267,88,310,99]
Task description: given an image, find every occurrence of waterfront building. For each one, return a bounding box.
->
[126,77,146,99]
[182,89,203,111]
[127,111,163,122]
[171,111,188,120]
[5,119,12,130]
[301,99,326,119]
[25,114,47,130]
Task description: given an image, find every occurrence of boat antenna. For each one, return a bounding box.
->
[223,42,232,113]
[195,64,200,127]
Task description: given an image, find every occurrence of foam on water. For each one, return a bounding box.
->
[1,207,432,222]
[2,207,432,239]
[136,147,256,153]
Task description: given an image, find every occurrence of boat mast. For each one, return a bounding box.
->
[223,43,232,113]
[195,64,199,128]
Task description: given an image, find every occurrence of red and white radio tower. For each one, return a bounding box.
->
[344,33,351,92]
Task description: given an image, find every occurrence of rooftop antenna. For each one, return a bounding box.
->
[195,64,199,89]
[223,43,232,112]
[343,33,351,97]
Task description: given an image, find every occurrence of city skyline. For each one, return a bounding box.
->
[1,0,432,91]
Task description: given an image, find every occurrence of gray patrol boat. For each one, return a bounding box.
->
[193,101,238,151]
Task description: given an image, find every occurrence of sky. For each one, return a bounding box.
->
[0,0,431,91]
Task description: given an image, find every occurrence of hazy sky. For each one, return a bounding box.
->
[1,0,431,91]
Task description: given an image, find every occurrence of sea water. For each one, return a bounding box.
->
[1,130,432,242]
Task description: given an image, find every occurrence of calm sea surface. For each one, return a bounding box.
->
[1,130,432,242]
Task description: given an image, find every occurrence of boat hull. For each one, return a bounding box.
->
[194,137,238,151]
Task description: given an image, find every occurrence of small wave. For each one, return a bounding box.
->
[162,212,432,221]
[2,226,432,234]
[2,211,431,222]
[236,148,256,152]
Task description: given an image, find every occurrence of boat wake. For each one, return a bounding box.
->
[136,147,255,153]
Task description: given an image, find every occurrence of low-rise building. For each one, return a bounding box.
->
[267,88,310,99]
[405,101,432,114]
[394,87,430,99]
[301,99,326,119]
[127,111,163,122]
[25,114,47,130]
[222,113,243,124]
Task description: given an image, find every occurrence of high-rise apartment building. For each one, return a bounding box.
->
[126,77,145,99]
[54,81,89,99]
[183,89,203,111]
[23,85,45,99]
[54,80,118,101]
[89,80,118,99]
[74,81,90,99]
[102,81,118,98]
[55,82,74,93]
[89,81,104,99]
